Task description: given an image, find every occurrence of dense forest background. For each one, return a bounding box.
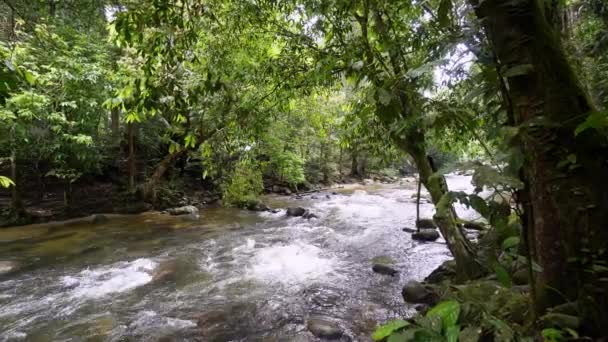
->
[1,0,608,340]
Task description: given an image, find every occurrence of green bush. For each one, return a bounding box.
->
[223,159,264,207]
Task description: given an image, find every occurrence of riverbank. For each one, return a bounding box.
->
[0,172,407,228]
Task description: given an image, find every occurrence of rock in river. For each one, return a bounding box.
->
[0,261,20,277]
[168,205,199,216]
[372,264,398,276]
[92,214,109,224]
[412,229,440,242]
[307,316,344,340]
[415,218,437,229]
[286,207,307,217]
[402,281,438,304]
[150,260,177,283]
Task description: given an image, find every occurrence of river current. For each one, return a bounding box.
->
[0,175,479,341]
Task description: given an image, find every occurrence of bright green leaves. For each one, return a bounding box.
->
[437,0,453,28]
[372,301,462,341]
[575,110,608,136]
[372,319,410,341]
[427,300,460,332]
[0,176,15,188]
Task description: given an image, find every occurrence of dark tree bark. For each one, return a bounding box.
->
[111,108,120,138]
[469,0,608,330]
[9,151,23,215]
[127,122,135,192]
[143,150,186,204]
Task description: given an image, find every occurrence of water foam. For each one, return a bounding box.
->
[61,258,158,299]
[249,242,336,284]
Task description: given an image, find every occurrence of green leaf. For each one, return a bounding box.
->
[458,326,481,342]
[542,328,564,342]
[372,319,410,341]
[0,176,15,188]
[437,0,453,27]
[575,111,608,136]
[445,325,460,342]
[23,69,37,86]
[386,332,407,342]
[501,236,520,251]
[494,264,512,288]
[502,64,534,78]
[426,300,460,331]
[377,88,393,106]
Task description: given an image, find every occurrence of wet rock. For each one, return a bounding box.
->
[246,201,270,212]
[92,214,109,224]
[332,191,338,195]
[402,281,438,304]
[307,316,344,340]
[412,229,440,242]
[326,194,331,199]
[372,264,398,276]
[295,195,303,200]
[0,261,20,276]
[414,304,429,314]
[286,207,307,217]
[168,205,199,216]
[512,267,529,285]
[283,188,292,195]
[270,208,281,214]
[415,218,437,229]
[151,260,178,283]
[302,211,318,219]
[311,195,318,199]
[424,260,456,284]
[402,227,417,233]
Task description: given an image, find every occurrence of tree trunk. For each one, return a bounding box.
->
[143,150,186,204]
[127,122,136,192]
[469,0,608,330]
[416,173,421,227]
[111,108,120,138]
[406,141,482,280]
[10,151,23,215]
[350,149,359,177]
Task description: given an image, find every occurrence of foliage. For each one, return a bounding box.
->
[373,301,462,342]
[222,159,264,208]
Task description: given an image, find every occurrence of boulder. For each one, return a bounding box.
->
[302,211,318,219]
[0,261,20,277]
[283,188,292,195]
[150,260,177,283]
[424,260,456,284]
[270,208,281,214]
[307,316,344,340]
[271,185,281,193]
[167,205,199,216]
[246,201,270,212]
[372,264,398,276]
[402,281,438,304]
[286,207,307,217]
[311,195,318,199]
[512,267,529,285]
[362,179,374,185]
[92,214,109,224]
[415,218,437,229]
[412,229,440,242]
[332,192,338,195]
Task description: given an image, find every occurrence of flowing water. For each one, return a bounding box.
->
[0,175,480,342]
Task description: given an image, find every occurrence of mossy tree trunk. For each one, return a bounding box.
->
[351,3,481,280]
[469,0,608,330]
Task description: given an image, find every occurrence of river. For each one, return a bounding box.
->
[0,175,479,341]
